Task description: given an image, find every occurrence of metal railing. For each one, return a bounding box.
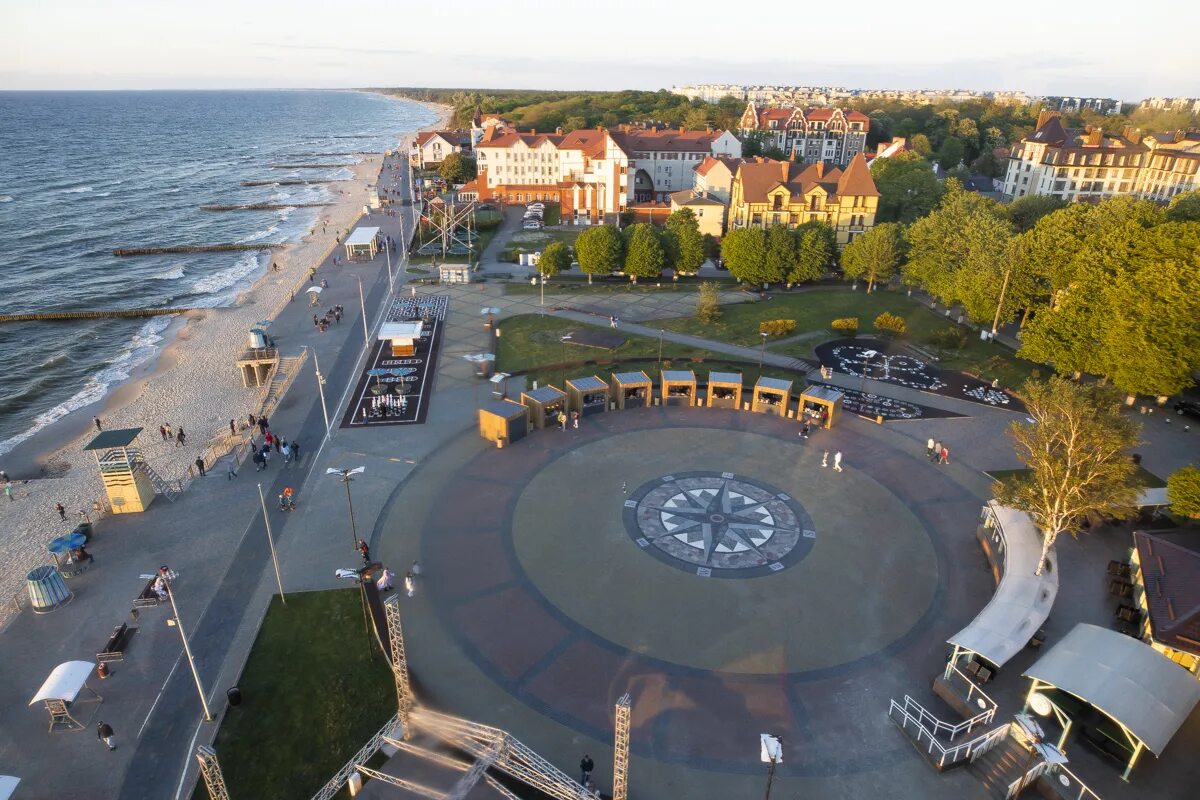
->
[887,696,1008,769]
[940,664,1000,732]
[1006,761,1104,800]
[895,692,996,742]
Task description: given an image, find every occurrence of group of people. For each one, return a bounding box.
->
[157,423,186,447]
[249,419,299,473]
[926,438,951,464]
[360,538,420,598]
[313,304,343,333]
[556,410,580,430]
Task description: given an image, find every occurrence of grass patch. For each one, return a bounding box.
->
[193,590,394,800]
[500,228,581,262]
[504,276,738,296]
[407,225,497,266]
[654,287,1044,391]
[984,465,1166,489]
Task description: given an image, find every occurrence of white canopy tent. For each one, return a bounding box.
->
[1024,623,1200,779]
[947,502,1058,670]
[29,660,102,732]
[344,226,381,261]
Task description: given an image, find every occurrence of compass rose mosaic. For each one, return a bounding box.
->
[623,472,816,578]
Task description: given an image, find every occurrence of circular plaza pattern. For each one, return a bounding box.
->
[396,406,993,777]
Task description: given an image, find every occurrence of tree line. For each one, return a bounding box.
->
[539,208,710,283]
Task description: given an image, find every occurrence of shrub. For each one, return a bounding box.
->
[831,317,859,336]
[759,319,797,337]
[873,312,907,336]
[927,327,968,351]
[696,281,722,325]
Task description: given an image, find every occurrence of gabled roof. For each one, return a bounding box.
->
[1028,115,1070,146]
[837,153,880,197]
[1134,531,1200,657]
[696,155,743,177]
[735,158,855,204]
[557,129,609,159]
[610,127,726,153]
[476,131,565,150]
[670,189,724,206]
[416,130,472,148]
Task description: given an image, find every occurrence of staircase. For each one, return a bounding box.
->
[140,462,180,502]
[260,353,307,416]
[968,735,1037,799]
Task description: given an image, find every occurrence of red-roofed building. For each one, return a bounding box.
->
[411,130,473,169]
[738,102,869,165]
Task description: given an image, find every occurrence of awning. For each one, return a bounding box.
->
[947,502,1058,668]
[1136,487,1168,508]
[379,321,423,341]
[30,661,95,705]
[345,227,380,247]
[1025,623,1200,755]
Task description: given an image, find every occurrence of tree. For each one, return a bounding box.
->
[664,208,706,275]
[721,227,770,284]
[841,222,905,292]
[910,133,933,158]
[763,224,796,284]
[1006,195,1067,233]
[562,115,588,132]
[575,224,623,284]
[683,108,711,131]
[936,137,966,171]
[790,221,835,284]
[871,151,944,223]
[538,241,571,277]
[438,152,476,183]
[1167,190,1200,223]
[994,377,1141,574]
[1167,466,1200,520]
[696,281,722,325]
[623,223,664,283]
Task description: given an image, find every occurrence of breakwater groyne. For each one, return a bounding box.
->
[240,179,347,186]
[269,163,356,169]
[201,203,332,211]
[0,308,194,323]
[113,243,286,256]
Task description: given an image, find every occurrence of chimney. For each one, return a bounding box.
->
[555,126,563,135]
[531,129,537,135]
[780,161,789,181]
[815,161,825,179]
[1086,128,1103,147]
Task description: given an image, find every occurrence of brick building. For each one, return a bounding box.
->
[737,102,869,165]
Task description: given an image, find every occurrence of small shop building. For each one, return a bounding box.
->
[611,371,652,409]
[660,370,697,407]
[752,376,792,416]
[438,263,471,284]
[799,385,844,429]
[706,371,743,409]
[478,399,530,446]
[521,385,567,429]
[566,376,609,417]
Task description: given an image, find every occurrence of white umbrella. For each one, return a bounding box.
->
[306,286,323,294]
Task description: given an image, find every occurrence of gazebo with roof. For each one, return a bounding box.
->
[611,371,652,410]
[751,376,792,416]
[84,428,158,514]
[706,371,743,409]
[660,370,697,407]
[565,375,609,417]
[520,385,567,429]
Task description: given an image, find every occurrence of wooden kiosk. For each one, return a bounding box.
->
[660,370,697,407]
[611,371,652,409]
[799,385,844,429]
[521,385,567,429]
[566,376,609,417]
[379,321,423,357]
[478,399,530,446]
[752,377,792,417]
[84,428,158,514]
[707,371,743,409]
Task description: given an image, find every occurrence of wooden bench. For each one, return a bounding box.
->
[131,578,164,611]
[97,622,138,663]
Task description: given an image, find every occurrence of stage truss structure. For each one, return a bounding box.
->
[416,197,477,262]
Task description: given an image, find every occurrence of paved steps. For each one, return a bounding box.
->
[968,736,1035,798]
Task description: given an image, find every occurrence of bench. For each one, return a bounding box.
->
[131,578,164,611]
[97,622,137,663]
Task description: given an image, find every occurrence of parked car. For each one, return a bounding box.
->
[523,221,543,230]
[527,202,545,211]
[1175,399,1200,420]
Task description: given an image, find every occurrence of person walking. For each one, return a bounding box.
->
[411,560,422,577]
[252,450,263,472]
[801,420,811,439]
[939,445,950,465]
[571,410,579,429]
[926,438,935,459]
[227,460,238,480]
[259,416,269,433]
[281,442,292,466]
[176,427,186,447]
[248,414,257,430]
[557,411,568,431]
[55,502,67,521]
[291,440,301,463]
[164,423,173,441]
[4,481,14,502]
[159,424,168,441]
[579,755,594,786]
[194,457,206,478]
[833,451,844,472]
[93,416,102,432]
[404,571,415,597]
[264,431,274,448]
[230,419,237,437]
[358,539,370,563]
[97,721,116,751]
[931,441,941,463]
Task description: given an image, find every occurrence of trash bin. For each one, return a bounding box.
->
[226,686,242,707]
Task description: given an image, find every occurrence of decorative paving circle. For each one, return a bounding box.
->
[623,472,815,578]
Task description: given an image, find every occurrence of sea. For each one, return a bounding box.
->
[0,90,436,456]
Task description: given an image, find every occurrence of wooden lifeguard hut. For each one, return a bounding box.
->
[565,376,609,417]
[521,385,567,429]
[707,371,743,409]
[235,328,278,388]
[83,428,161,514]
[799,385,844,428]
[478,399,530,446]
[611,371,652,409]
[660,370,697,407]
[752,377,792,417]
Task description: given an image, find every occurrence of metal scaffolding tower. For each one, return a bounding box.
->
[613,693,632,800]
[196,745,231,800]
[416,197,477,261]
[383,593,414,737]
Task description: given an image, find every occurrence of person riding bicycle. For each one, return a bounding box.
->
[278,487,295,511]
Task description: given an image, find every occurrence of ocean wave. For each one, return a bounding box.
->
[0,195,12,202]
[239,224,279,243]
[153,265,185,280]
[0,315,172,457]
[94,191,112,197]
[189,251,261,296]
[62,186,93,194]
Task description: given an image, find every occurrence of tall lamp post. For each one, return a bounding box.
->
[256,484,287,604]
[140,568,213,722]
[658,329,664,364]
[758,332,769,379]
[357,275,370,347]
[560,334,572,386]
[328,466,366,555]
[306,346,331,439]
[760,734,782,800]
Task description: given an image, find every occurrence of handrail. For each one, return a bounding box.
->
[887,697,1008,769]
[941,664,999,733]
[899,692,995,741]
[1045,763,1104,800]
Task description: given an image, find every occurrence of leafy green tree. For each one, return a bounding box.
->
[936,137,966,170]
[664,208,706,275]
[537,241,571,277]
[696,281,722,325]
[994,377,1141,574]
[763,224,796,284]
[574,224,623,284]
[683,108,711,131]
[1167,466,1200,519]
[1006,195,1067,233]
[562,115,588,132]
[871,151,943,223]
[721,228,769,285]
[1167,190,1200,223]
[841,222,905,292]
[438,152,476,183]
[791,221,835,284]
[622,223,664,283]
[910,133,933,158]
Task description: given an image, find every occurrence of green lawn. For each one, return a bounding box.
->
[496,314,803,388]
[193,590,395,800]
[500,228,581,262]
[655,288,1045,393]
[504,275,739,296]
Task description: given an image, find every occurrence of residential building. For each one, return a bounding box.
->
[470,111,513,144]
[412,130,473,169]
[692,156,743,204]
[1130,531,1200,677]
[671,84,1035,107]
[864,137,913,166]
[669,191,726,238]
[737,103,869,165]
[1139,97,1200,115]
[727,154,879,247]
[1003,111,1200,203]
[1042,96,1123,116]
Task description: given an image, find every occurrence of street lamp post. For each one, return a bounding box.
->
[385,239,394,292]
[141,568,213,722]
[991,264,1013,337]
[307,347,331,439]
[560,334,572,386]
[658,329,664,364]
[357,276,370,347]
[760,734,782,800]
[758,332,769,379]
[256,484,286,604]
[328,467,366,555]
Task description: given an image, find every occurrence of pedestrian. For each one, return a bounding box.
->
[377,568,394,592]
[0,470,7,483]
[227,460,238,480]
[608,315,616,328]
[359,539,370,563]
[4,482,12,502]
[272,261,279,272]
[939,445,950,465]
[164,423,173,440]
[833,451,844,472]
[273,436,281,454]
[580,755,594,786]
[931,441,941,462]
[558,411,568,431]
[176,427,186,447]
[291,440,301,462]
[613,317,619,329]
[93,416,102,432]
[159,424,168,441]
[97,721,116,751]
[249,413,257,429]
[259,416,269,433]
[313,314,320,328]
[252,450,264,472]
[194,457,206,477]
[621,480,627,494]
[56,502,66,521]
[926,437,935,459]
[281,443,292,466]
[571,410,579,429]
[230,419,237,437]
[801,420,811,439]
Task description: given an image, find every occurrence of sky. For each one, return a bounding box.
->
[3,0,1199,101]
